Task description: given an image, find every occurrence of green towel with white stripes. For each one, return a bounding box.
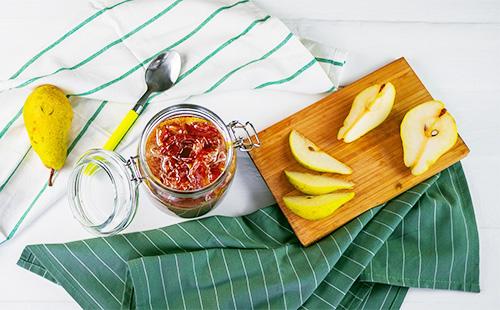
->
[18,162,479,309]
[2,0,479,308]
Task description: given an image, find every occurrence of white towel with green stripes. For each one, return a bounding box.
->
[0,0,346,243]
[1,1,480,309]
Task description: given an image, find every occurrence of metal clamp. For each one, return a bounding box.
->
[126,155,145,182]
[227,121,261,152]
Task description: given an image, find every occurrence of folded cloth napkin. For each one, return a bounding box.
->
[18,163,479,309]
[0,0,343,243]
[1,0,480,308]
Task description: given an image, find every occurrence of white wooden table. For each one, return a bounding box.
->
[1,1,499,308]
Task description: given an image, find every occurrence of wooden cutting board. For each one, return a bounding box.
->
[249,57,469,246]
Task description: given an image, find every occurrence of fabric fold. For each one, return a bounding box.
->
[6,1,480,309]
[18,163,479,309]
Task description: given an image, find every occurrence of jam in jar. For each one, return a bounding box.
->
[145,117,227,192]
[68,104,259,235]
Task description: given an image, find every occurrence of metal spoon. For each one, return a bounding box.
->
[103,51,182,151]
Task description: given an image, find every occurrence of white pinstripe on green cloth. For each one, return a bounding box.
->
[18,163,479,309]
[1,1,479,308]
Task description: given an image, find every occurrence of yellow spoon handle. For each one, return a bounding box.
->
[103,110,139,151]
[84,108,141,175]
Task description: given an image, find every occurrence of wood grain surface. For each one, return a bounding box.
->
[249,58,470,246]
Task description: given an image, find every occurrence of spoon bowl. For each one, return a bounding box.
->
[135,51,182,113]
[145,51,182,93]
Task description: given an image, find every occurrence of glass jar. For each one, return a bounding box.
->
[68,104,259,235]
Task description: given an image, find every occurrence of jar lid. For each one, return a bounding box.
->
[67,149,139,235]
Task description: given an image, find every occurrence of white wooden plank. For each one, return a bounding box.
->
[254,0,500,23]
[286,21,500,92]
[0,1,498,309]
[0,302,79,310]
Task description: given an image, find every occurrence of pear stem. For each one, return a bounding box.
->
[48,168,55,187]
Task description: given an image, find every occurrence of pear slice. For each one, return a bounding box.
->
[285,171,354,195]
[338,82,396,143]
[401,100,458,176]
[283,192,355,220]
[289,130,352,174]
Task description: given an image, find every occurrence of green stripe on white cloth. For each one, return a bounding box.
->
[255,59,316,89]
[8,0,133,80]
[0,0,132,139]
[204,32,294,94]
[66,0,254,97]
[11,0,184,90]
[18,163,479,309]
[299,38,348,89]
[0,1,480,308]
[0,0,339,243]
[0,100,108,245]
[316,57,345,67]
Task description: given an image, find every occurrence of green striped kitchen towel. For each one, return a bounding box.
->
[2,1,480,308]
[0,0,345,243]
[18,162,479,309]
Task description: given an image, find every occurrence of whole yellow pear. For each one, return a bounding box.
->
[23,85,73,186]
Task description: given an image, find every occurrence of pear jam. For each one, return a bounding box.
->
[68,104,256,234]
[145,116,228,191]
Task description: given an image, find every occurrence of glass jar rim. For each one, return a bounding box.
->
[138,104,235,195]
[68,149,139,235]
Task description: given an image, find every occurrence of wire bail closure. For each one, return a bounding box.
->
[126,155,144,182]
[227,121,261,152]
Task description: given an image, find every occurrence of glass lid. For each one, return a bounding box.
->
[67,149,139,235]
